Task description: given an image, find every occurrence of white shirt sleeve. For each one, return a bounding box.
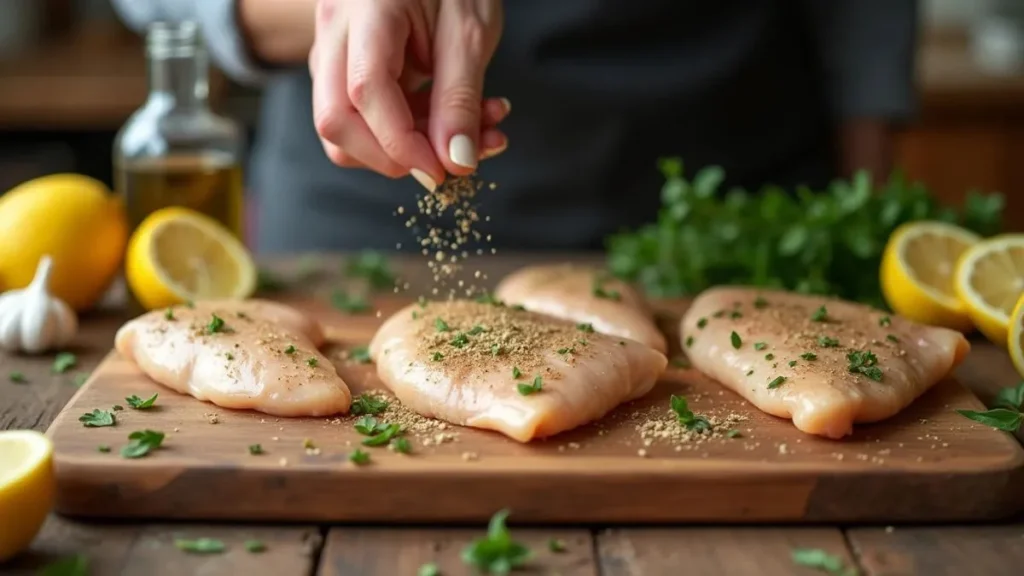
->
[110,0,271,86]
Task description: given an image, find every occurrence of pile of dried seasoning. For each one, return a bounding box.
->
[413,300,587,377]
[398,174,498,299]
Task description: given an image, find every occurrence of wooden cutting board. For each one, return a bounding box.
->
[46,295,1024,524]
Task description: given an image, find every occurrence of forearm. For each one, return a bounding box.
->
[237,0,317,65]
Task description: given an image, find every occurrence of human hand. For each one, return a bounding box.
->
[310,0,507,191]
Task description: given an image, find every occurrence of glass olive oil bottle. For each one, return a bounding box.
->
[113,21,245,239]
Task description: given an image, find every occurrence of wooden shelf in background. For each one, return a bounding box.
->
[0,35,228,131]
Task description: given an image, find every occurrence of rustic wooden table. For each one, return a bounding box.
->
[3,255,1024,576]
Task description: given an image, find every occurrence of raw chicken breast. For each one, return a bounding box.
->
[369,299,667,442]
[494,263,668,354]
[680,287,970,439]
[114,299,351,417]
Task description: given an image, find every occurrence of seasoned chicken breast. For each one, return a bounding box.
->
[369,299,667,442]
[680,287,971,439]
[493,263,668,353]
[114,299,351,417]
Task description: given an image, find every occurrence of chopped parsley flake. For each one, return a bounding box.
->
[878,315,892,327]
[205,314,226,334]
[730,331,742,349]
[886,334,899,343]
[685,336,694,347]
[576,322,595,333]
[467,324,487,336]
[248,444,264,455]
[753,296,769,309]
[810,305,829,322]
[767,376,787,389]
[800,352,817,361]
[847,350,883,381]
[284,345,296,355]
[431,351,444,362]
[306,357,319,367]
[9,371,26,383]
[450,332,470,347]
[729,310,742,319]
[512,366,522,379]
[79,409,115,427]
[125,393,158,409]
[697,317,708,329]
[765,353,775,361]
[754,342,767,351]
[434,318,450,332]
[350,394,389,416]
[670,395,711,432]
[517,376,543,395]
[52,352,77,374]
[817,336,840,348]
[349,449,370,465]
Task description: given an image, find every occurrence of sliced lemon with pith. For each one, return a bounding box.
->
[1008,294,1024,378]
[880,221,980,332]
[953,234,1024,346]
[125,206,257,310]
[0,430,55,562]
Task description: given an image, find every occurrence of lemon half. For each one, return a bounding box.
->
[953,234,1024,346]
[125,206,257,310]
[880,221,980,332]
[0,430,55,562]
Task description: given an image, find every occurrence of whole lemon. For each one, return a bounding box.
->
[0,174,128,311]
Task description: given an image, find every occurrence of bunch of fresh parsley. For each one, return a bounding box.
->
[605,159,1004,307]
[958,381,1024,432]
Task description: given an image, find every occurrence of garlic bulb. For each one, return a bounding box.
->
[0,255,78,353]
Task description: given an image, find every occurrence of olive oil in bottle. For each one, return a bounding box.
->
[113,20,245,238]
[113,21,246,312]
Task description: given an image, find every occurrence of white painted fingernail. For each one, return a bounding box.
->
[410,169,437,192]
[500,98,511,114]
[481,141,508,160]
[448,134,478,168]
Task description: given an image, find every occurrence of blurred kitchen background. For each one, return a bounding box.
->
[1,0,1023,229]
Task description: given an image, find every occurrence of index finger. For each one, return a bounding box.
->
[348,8,445,189]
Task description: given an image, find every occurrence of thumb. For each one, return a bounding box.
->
[430,0,503,175]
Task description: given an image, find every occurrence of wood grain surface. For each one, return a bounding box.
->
[42,289,1024,524]
[4,255,1024,575]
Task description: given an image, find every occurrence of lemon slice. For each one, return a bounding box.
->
[125,206,257,310]
[880,221,980,332]
[0,430,55,562]
[955,234,1024,346]
[1009,294,1024,378]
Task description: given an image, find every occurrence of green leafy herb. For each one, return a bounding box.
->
[52,352,77,374]
[175,538,226,554]
[818,336,839,348]
[450,332,470,347]
[362,423,403,447]
[391,437,412,454]
[697,318,708,329]
[669,394,711,432]
[788,360,797,367]
[330,289,370,313]
[604,159,1004,307]
[348,346,372,364]
[461,509,531,575]
[730,331,742,349]
[548,538,567,553]
[685,336,694,347]
[753,296,769,309]
[576,322,594,333]
[517,376,543,396]
[800,352,818,361]
[432,351,444,362]
[120,429,165,459]
[350,394,389,416]
[435,318,450,332]
[765,353,775,361]
[512,366,522,379]
[811,305,829,322]
[344,250,395,289]
[284,345,296,355]
[349,449,371,465]
[205,314,226,334]
[992,381,1024,411]
[886,334,899,343]
[791,548,858,576]
[418,562,441,576]
[306,357,319,367]
[125,393,158,410]
[354,415,384,435]
[248,444,264,455]
[37,554,89,576]
[767,376,787,389]
[956,408,1023,432]
[9,371,26,383]
[753,342,767,351]
[244,540,267,553]
[79,409,115,428]
[847,350,883,382]
[878,315,892,327]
